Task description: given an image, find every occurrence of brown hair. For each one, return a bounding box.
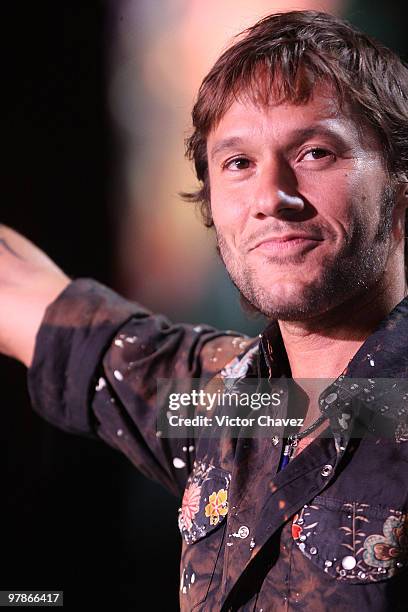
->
[182,10,408,228]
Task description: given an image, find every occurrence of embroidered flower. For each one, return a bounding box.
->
[363,514,407,571]
[205,488,228,525]
[180,482,201,531]
[291,514,303,540]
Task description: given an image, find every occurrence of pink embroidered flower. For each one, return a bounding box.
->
[180,482,201,530]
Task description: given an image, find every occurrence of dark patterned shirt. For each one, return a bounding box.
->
[27,279,408,611]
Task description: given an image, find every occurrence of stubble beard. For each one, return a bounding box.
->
[215,186,395,321]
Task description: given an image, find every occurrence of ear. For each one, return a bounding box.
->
[395,174,408,206]
[392,177,408,242]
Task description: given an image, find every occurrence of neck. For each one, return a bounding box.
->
[277,272,408,380]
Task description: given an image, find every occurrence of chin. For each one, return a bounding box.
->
[242,278,336,320]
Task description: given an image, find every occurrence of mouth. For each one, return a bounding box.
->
[250,234,323,256]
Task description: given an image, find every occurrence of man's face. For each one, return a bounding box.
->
[207,86,398,320]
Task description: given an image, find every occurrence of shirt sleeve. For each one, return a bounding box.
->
[27,278,246,497]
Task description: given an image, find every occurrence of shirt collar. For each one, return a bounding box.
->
[259,294,408,446]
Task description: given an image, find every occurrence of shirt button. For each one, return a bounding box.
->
[237,525,250,539]
[321,464,333,477]
[341,555,357,570]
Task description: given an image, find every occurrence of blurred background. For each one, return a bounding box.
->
[2,1,407,610]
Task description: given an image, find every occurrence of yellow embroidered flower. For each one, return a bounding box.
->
[205,488,228,525]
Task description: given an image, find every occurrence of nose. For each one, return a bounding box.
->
[251,159,304,219]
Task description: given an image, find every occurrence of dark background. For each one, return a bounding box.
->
[1,2,407,611]
[1,3,180,611]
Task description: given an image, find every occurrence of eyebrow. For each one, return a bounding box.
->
[286,125,350,149]
[209,124,351,161]
[209,137,246,162]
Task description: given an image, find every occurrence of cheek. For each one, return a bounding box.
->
[304,171,366,231]
[210,181,249,234]
[299,177,354,236]
[211,201,245,233]
[346,162,388,223]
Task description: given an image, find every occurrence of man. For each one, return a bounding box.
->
[1,10,408,611]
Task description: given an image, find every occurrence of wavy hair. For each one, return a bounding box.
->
[182,10,408,239]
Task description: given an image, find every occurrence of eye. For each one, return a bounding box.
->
[301,147,332,161]
[224,156,251,171]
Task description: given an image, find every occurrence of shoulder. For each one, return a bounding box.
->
[200,334,259,377]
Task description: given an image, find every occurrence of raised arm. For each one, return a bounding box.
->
[1,224,252,496]
[0,225,70,367]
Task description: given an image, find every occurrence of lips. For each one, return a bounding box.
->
[250,233,323,251]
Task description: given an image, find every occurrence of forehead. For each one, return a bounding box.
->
[207,84,369,154]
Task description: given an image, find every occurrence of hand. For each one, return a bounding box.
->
[0,225,71,367]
